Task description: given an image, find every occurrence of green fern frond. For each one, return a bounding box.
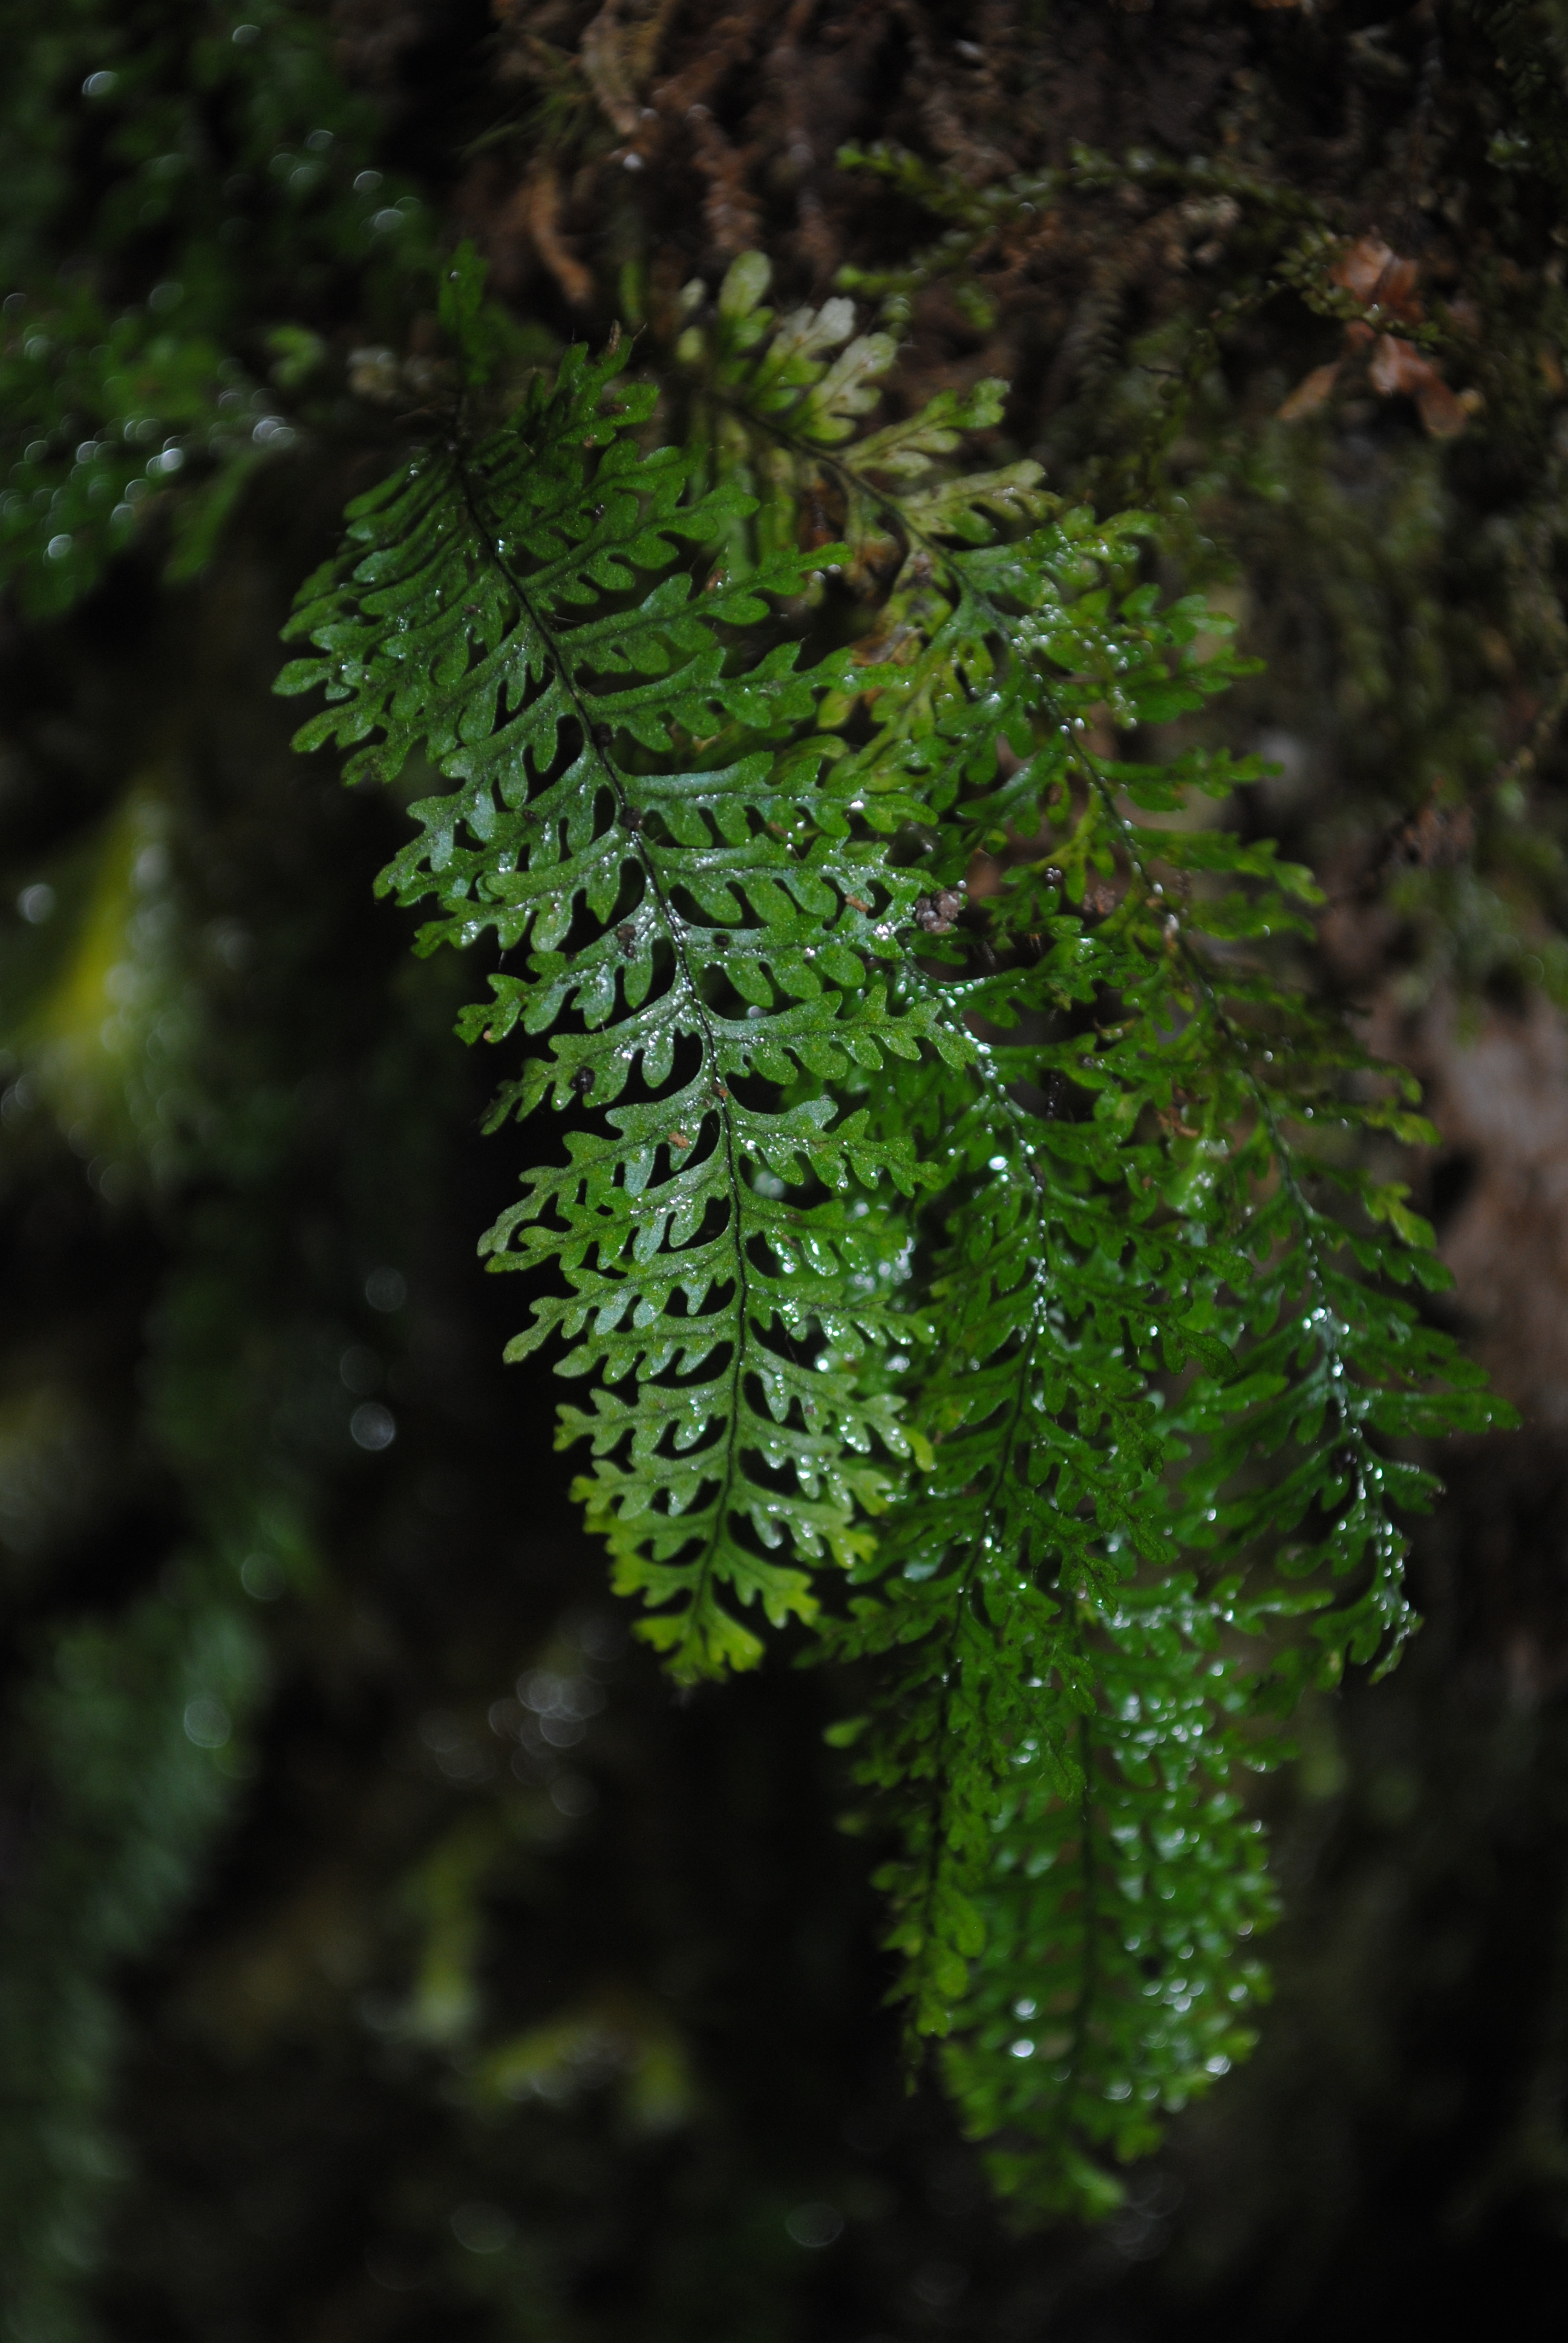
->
[802,417,1509,2206]
[279,336,953,1679]
[832,141,1057,326]
[281,287,1509,2214]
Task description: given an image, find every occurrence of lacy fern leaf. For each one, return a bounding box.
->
[785,349,1508,2206]
[278,335,947,1678]
[281,269,1510,2218]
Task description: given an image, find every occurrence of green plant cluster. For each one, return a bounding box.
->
[278,248,1504,2212]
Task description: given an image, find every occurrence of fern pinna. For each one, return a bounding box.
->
[278,252,1506,2217]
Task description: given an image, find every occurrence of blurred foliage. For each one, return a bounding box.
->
[3,2,1568,2338]
[0,0,436,614]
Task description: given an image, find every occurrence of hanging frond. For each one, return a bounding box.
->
[278,331,955,1678]
[808,425,1508,2207]
[282,267,1508,2215]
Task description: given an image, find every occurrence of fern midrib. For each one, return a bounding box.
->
[454,437,757,1676]
[703,394,1053,845]
[704,386,951,574]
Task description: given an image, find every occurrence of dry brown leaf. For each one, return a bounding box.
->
[648,7,768,126]
[1417,376,1469,439]
[1387,793,1476,874]
[1278,360,1341,422]
[690,111,763,257]
[1363,334,1469,435]
[1368,333,1432,397]
[1333,235,1423,324]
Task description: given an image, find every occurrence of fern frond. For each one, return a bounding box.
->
[832,141,1057,327]
[278,338,951,1678]
[282,289,1509,2215]
[809,415,1509,2206]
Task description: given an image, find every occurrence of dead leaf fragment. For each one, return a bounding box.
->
[1369,333,1431,396]
[1366,335,1469,437]
[580,0,678,139]
[1278,360,1341,421]
[1333,235,1424,324]
[504,163,593,307]
[1385,791,1475,875]
[1417,376,1469,439]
